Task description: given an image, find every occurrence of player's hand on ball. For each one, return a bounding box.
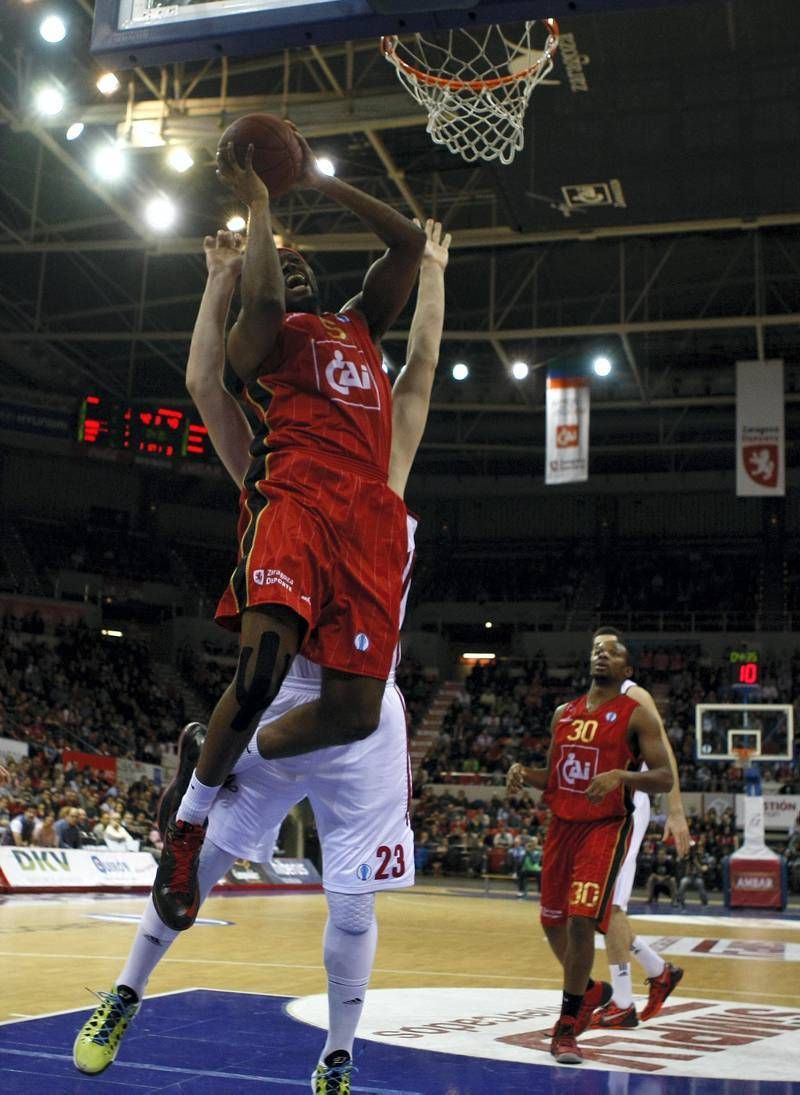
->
[216,141,269,206]
[586,769,622,803]
[204,230,244,279]
[664,811,692,857]
[506,763,526,795]
[416,219,451,270]
[284,124,323,189]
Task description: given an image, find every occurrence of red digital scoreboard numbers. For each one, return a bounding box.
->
[78,396,213,462]
[729,650,759,687]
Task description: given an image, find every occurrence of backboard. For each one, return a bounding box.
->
[695,704,794,762]
[91,0,705,68]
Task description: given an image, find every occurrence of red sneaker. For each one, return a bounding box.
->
[551,1018,583,1065]
[641,962,684,1021]
[152,815,206,931]
[575,980,613,1035]
[589,1002,639,1029]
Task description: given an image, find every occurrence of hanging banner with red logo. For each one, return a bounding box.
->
[736,360,785,496]
[545,373,590,485]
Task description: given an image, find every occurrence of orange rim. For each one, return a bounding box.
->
[381,17,559,93]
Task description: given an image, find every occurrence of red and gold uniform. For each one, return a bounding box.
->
[215,308,407,680]
[540,692,639,933]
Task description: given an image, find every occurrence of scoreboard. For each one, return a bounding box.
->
[728,649,760,688]
[77,395,214,462]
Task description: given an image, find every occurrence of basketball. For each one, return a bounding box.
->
[218,113,304,198]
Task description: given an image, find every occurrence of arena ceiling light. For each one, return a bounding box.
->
[226,214,246,232]
[96,72,120,96]
[65,122,84,141]
[166,146,194,173]
[593,355,612,377]
[35,85,65,117]
[452,362,469,381]
[92,143,126,182]
[144,195,177,231]
[315,157,335,177]
[39,14,67,43]
[511,360,529,380]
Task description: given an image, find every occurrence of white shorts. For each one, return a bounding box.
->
[206,678,415,895]
[611,790,650,910]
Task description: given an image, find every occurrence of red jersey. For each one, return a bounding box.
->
[544,692,639,822]
[245,308,392,478]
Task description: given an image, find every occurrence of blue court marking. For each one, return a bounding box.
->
[1,989,798,1095]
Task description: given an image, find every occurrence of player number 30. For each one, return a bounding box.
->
[565,718,599,743]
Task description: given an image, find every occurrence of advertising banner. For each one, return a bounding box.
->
[0,736,29,763]
[62,750,117,778]
[735,794,800,833]
[0,847,157,892]
[545,373,590,485]
[213,858,322,892]
[736,360,785,496]
[725,856,786,910]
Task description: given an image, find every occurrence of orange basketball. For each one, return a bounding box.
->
[218,113,303,198]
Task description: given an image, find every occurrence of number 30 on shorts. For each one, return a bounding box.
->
[570,879,600,909]
[375,844,406,880]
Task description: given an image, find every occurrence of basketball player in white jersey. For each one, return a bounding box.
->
[73,219,450,1094]
[586,627,691,1029]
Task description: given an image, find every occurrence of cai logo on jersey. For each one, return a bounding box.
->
[556,744,599,792]
[313,340,381,411]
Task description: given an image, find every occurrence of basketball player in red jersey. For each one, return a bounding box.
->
[154,129,425,932]
[507,630,673,1065]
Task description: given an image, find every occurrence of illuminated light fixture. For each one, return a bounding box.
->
[452,362,469,381]
[167,146,194,173]
[226,214,246,232]
[511,360,529,380]
[65,121,84,141]
[593,355,612,377]
[96,72,120,96]
[100,628,124,637]
[484,621,493,629]
[39,15,67,43]
[123,119,165,148]
[315,157,335,177]
[92,144,126,182]
[461,652,496,661]
[145,195,177,231]
[35,86,65,116]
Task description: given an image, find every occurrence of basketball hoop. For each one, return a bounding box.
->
[381,18,559,165]
[732,747,754,770]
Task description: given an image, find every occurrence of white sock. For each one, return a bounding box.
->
[118,841,235,996]
[321,892,377,1062]
[610,962,633,1008]
[176,769,219,825]
[630,936,665,979]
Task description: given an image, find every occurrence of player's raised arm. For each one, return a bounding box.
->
[626,683,690,856]
[186,232,254,488]
[289,130,425,341]
[388,219,450,496]
[217,142,286,384]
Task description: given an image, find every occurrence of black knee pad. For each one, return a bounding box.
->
[231,631,290,732]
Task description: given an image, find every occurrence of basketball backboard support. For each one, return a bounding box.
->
[695,704,794,762]
[91,0,706,68]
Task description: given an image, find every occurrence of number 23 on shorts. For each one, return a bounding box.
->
[375,844,406,880]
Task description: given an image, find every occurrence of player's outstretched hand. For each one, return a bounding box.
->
[586,769,622,804]
[216,141,269,206]
[203,230,244,279]
[506,762,526,795]
[285,123,323,189]
[415,218,451,270]
[663,810,691,857]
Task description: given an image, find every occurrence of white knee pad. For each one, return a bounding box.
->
[325,890,376,934]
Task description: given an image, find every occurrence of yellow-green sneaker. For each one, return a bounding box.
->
[310,1051,354,1094]
[73,986,139,1074]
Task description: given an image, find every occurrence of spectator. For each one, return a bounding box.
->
[9,806,37,847]
[516,838,543,898]
[54,807,82,849]
[677,843,709,907]
[646,847,678,905]
[33,813,58,847]
[103,811,136,851]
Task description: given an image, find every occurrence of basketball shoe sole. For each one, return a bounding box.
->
[156,722,208,839]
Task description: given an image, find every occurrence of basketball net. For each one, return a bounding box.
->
[381,19,559,165]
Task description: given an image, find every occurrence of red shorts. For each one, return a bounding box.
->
[215,454,407,680]
[539,813,633,934]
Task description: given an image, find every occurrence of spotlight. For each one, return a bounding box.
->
[65,121,84,141]
[511,360,529,380]
[592,355,612,377]
[92,144,126,182]
[145,196,177,231]
[315,157,335,177]
[226,214,246,232]
[96,72,120,96]
[166,146,193,173]
[39,15,67,43]
[452,362,469,381]
[485,621,493,629]
[35,86,64,117]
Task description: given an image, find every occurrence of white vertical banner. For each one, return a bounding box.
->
[545,373,590,485]
[736,360,785,496]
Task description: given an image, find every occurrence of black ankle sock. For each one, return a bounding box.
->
[116,985,139,1006]
[561,991,583,1019]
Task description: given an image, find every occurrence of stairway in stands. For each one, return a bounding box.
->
[408,679,464,780]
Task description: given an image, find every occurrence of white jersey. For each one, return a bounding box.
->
[614,677,650,909]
